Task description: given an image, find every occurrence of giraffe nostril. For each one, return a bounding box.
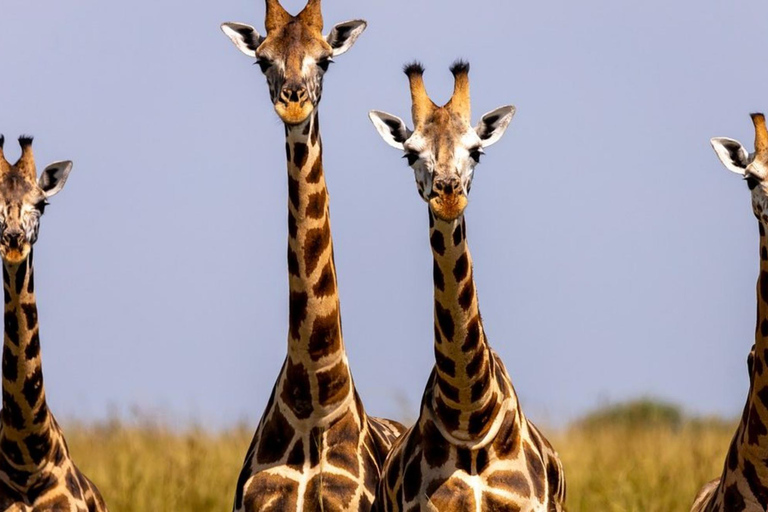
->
[280,87,307,105]
[433,177,461,196]
[3,231,23,249]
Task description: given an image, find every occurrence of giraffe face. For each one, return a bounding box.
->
[403,108,482,220]
[711,116,768,220]
[221,1,366,126]
[370,106,515,221]
[0,136,72,265]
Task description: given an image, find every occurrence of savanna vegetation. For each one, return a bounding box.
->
[64,399,736,512]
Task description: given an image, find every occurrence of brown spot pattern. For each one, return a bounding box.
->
[435,301,454,340]
[307,157,323,184]
[453,253,469,282]
[459,280,474,311]
[317,360,350,406]
[325,413,360,477]
[257,408,295,464]
[305,191,326,219]
[288,176,300,210]
[427,477,475,510]
[308,310,341,361]
[288,291,308,341]
[280,359,313,419]
[430,231,445,256]
[524,442,546,501]
[312,262,335,298]
[303,223,331,276]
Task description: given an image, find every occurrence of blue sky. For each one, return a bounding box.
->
[1,0,767,428]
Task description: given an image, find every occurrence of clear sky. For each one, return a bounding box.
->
[1,0,767,429]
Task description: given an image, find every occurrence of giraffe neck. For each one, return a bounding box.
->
[280,113,353,423]
[1,252,56,469]
[428,211,508,442]
[742,221,768,453]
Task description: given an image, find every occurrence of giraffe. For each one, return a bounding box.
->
[221,1,406,510]
[368,61,566,512]
[0,136,107,512]
[692,113,768,511]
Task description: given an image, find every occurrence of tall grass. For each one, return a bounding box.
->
[62,401,737,512]
[66,419,251,512]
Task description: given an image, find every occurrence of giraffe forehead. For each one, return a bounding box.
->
[258,21,330,63]
[421,111,475,147]
[416,122,478,160]
[0,170,37,203]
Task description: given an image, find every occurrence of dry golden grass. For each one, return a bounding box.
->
[61,406,737,512]
[66,419,252,512]
[552,421,735,512]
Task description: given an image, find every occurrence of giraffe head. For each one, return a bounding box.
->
[369,61,515,221]
[0,136,72,265]
[712,113,768,221]
[221,0,367,126]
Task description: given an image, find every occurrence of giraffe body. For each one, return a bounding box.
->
[0,136,107,512]
[369,62,565,511]
[221,3,405,510]
[380,365,564,512]
[693,114,768,511]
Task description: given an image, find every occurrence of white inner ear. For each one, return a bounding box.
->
[39,160,73,198]
[475,105,516,148]
[326,20,367,57]
[369,111,411,150]
[711,137,749,175]
[221,22,263,58]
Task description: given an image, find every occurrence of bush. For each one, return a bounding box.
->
[574,398,685,431]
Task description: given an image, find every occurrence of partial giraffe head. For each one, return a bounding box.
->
[0,136,72,265]
[369,61,515,221]
[712,114,768,221]
[221,0,367,125]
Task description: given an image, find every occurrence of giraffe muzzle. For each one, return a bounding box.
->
[0,231,29,264]
[430,177,468,221]
[274,91,315,125]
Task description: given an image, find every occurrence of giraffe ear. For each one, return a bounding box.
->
[221,22,264,58]
[475,105,516,148]
[369,111,411,150]
[711,137,750,176]
[38,161,73,198]
[326,20,367,57]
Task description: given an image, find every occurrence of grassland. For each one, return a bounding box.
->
[64,400,736,512]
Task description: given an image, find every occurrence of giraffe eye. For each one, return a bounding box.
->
[469,147,484,163]
[746,172,761,190]
[317,57,333,72]
[403,152,419,166]
[255,58,272,73]
[34,199,48,214]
